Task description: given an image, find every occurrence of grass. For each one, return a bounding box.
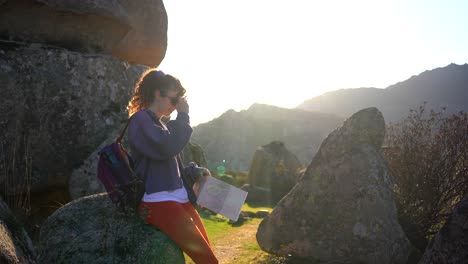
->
[198,211,234,241]
[184,203,278,264]
[200,202,274,241]
[196,202,274,241]
[241,202,275,213]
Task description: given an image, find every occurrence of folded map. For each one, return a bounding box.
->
[196,176,248,221]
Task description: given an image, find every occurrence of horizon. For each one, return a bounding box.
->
[159,1,468,126]
[194,62,467,127]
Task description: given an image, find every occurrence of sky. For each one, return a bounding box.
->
[158,0,468,126]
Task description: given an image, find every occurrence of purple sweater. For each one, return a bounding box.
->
[127,109,194,195]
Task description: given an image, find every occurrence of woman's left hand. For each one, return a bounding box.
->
[197,167,211,184]
[193,167,211,198]
[199,167,211,178]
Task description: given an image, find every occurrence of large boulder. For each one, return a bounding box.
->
[0,0,167,67]
[0,197,36,264]
[256,108,411,264]
[418,197,468,264]
[181,141,208,168]
[68,127,124,200]
[0,42,146,227]
[248,141,302,204]
[241,184,272,205]
[38,193,184,264]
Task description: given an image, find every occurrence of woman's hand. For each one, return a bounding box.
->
[197,167,210,185]
[193,167,210,198]
[199,167,211,177]
[199,167,211,184]
[176,96,189,114]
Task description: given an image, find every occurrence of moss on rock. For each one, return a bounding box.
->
[38,193,184,264]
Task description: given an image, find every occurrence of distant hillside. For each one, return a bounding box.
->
[297,63,468,122]
[191,104,343,171]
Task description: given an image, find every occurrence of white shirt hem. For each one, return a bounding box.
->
[142,186,190,203]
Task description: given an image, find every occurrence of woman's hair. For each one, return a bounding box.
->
[127,69,186,116]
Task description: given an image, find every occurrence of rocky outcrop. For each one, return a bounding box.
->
[241,184,272,204]
[182,142,208,168]
[247,141,302,204]
[0,0,167,67]
[0,197,36,264]
[256,108,411,264]
[0,42,146,226]
[38,193,184,264]
[418,197,468,264]
[68,126,128,200]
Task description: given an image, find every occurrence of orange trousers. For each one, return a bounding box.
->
[138,200,219,264]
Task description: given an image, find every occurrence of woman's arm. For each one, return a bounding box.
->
[129,111,193,160]
[183,162,211,180]
[183,162,211,197]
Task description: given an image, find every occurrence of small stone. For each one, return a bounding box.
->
[254,210,270,218]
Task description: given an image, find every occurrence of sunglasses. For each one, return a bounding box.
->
[166,95,180,106]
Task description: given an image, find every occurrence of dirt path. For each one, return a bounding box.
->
[212,220,260,264]
[185,218,268,264]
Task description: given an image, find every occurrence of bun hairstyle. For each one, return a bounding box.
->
[127,69,186,116]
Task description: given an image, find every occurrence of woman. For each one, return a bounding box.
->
[127,69,218,264]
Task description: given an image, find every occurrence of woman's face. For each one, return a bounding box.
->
[154,88,179,117]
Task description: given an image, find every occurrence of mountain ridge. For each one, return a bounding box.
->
[191,104,343,171]
[297,63,468,122]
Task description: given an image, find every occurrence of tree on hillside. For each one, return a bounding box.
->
[382,103,468,251]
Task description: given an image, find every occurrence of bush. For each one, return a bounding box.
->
[382,103,468,250]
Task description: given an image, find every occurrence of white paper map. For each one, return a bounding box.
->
[196,176,248,221]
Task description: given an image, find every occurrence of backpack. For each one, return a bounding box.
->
[97,114,144,212]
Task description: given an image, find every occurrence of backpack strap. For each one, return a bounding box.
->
[117,114,135,143]
[144,109,158,124]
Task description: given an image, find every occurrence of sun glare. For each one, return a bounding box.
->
[159,0,468,125]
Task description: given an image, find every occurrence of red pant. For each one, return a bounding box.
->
[138,201,218,264]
